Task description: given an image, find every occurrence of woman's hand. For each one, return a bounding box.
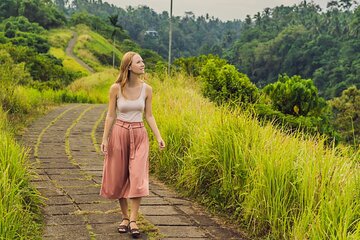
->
[157,138,165,150]
[101,139,108,155]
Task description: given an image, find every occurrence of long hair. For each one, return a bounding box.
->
[115,51,138,95]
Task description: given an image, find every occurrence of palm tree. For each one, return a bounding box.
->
[108,13,122,68]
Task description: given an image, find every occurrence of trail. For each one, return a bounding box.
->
[65,31,95,73]
[22,104,245,239]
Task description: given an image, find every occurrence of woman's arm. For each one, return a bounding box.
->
[101,83,119,154]
[144,85,165,149]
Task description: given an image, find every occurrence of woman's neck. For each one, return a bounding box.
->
[127,74,142,87]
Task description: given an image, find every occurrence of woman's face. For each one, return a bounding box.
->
[129,54,145,75]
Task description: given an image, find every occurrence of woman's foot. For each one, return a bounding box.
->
[117,218,130,233]
[129,221,141,238]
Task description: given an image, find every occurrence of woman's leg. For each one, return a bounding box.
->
[129,197,142,229]
[118,198,130,232]
[119,198,129,218]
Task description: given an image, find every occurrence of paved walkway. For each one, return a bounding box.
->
[65,31,95,73]
[22,104,245,239]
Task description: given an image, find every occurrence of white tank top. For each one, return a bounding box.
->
[116,83,146,122]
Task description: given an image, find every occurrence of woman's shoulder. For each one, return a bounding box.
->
[110,83,120,91]
[143,82,152,91]
[109,83,120,96]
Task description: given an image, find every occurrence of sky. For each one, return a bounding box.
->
[104,0,330,21]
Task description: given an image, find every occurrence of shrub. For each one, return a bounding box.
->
[330,85,360,146]
[173,54,227,76]
[200,59,259,105]
[0,50,32,113]
[263,74,325,116]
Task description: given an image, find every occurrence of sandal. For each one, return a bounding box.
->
[129,220,141,238]
[117,218,130,233]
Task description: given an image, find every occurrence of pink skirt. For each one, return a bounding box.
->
[100,119,149,199]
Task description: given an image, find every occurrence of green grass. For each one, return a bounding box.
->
[147,73,360,239]
[68,70,360,238]
[49,47,89,75]
[0,108,42,239]
[47,28,90,76]
[47,28,73,49]
[73,24,123,71]
[67,68,117,103]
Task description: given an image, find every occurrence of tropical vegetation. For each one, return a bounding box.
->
[0,0,359,239]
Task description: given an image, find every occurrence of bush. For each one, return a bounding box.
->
[263,74,325,116]
[2,16,45,34]
[2,17,50,52]
[330,85,360,146]
[173,54,227,76]
[0,50,32,113]
[200,59,259,105]
[255,103,338,139]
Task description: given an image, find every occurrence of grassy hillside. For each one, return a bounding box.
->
[150,74,360,239]
[48,28,89,76]
[67,68,116,103]
[73,24,123,71]
[68,71,360,239]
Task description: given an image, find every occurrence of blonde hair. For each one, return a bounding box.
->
[115,51,139,95]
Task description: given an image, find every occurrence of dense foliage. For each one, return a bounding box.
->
[263,74,326,116]
[225,1,360,99]
[0,49,31,112]
[2,16,49,52]
[330,85,360,145]
[200,59,259,105]
[52,0,242,60]
[0,0,66,28]
[0,42,80,90]
[52,0,360,101]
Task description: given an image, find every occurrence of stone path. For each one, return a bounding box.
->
[65,31,95,73]
[22,104,246,240]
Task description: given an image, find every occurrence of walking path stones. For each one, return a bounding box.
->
[22,104,246,239]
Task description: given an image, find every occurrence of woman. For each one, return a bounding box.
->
[100,51,165,238]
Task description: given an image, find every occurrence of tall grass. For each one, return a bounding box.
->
[49,47,89,76]
[0,108,42,239]
[67,68,116,103]
[148,73,360,239]
[73,24,123,71]
[47,28,73,49]
[11,86,97,113]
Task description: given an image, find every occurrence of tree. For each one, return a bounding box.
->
[18,0,66,28]
[200,59,259,105]
[263,74,325,116]
[108,13,122,68]
[330,86,360,145]
[350,6,360,37]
